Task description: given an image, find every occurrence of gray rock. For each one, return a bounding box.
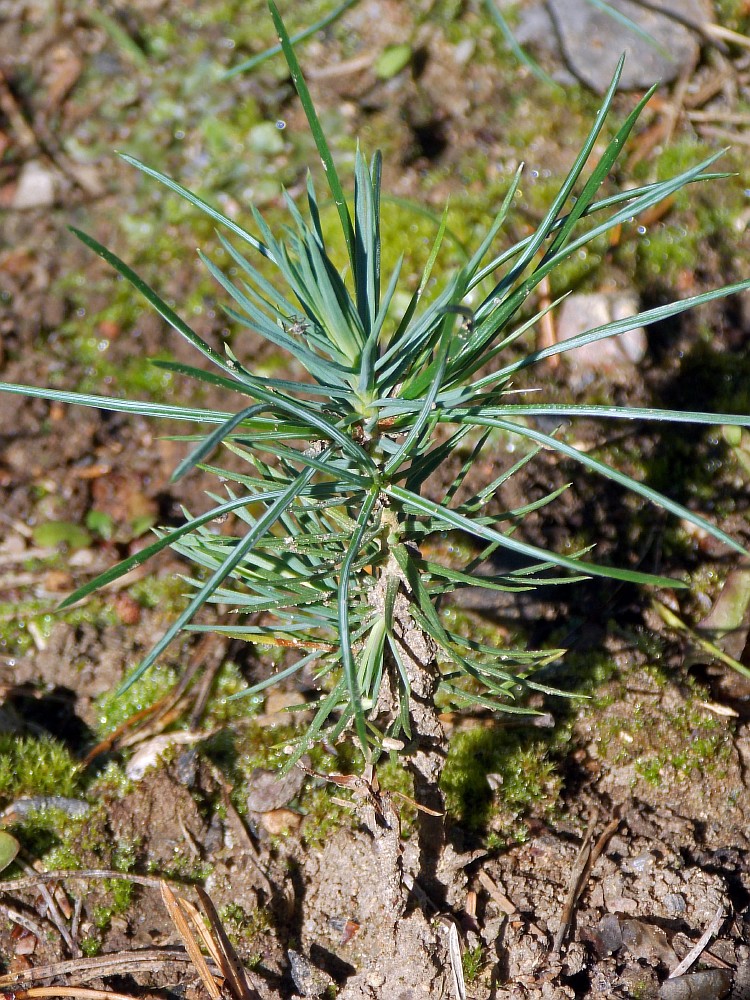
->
[546,0,711,93]
[556,290,647,386]
[288,949,335,998]
[245,766,304,813]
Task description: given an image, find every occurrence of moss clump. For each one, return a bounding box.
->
[93,663,179,737]
[219,901,270,961]
[202,661,258,727]
[591,673,732,789]
[80,936,102,957]
[441,724,564,840]
[206,718,365,846]
[149,853,213,882]
[0,734,81,801]
[128,574,190,613]
[634,725,730,788]
[92,878,134,934]
[87,760,135,800]
[462,944,484,984]
[93,904,114,931]
[622,140,749,294]
[299,785,351,848]
[0,594,120,660]
[0,597,119,660]
[215,720,299,784]
[0,600,45,658]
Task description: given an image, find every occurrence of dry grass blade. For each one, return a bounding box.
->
[392,789,444,816]
[196,886,259,1000]
[175,896,224,969]
[703,22,750,50]
[477,870,517,916]
[0,902,46,939]
[654,599,750,681]
[81,695,178,767]
[447,921,466,1000]
[82,632,222,767]
[160,882,260,1000]
[160,882,223,1000]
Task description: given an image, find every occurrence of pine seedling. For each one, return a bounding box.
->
[3,3,750,786]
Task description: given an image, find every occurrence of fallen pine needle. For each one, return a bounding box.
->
[669,905,725,979]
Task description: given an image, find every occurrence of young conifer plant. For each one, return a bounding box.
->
[4,4,750,796]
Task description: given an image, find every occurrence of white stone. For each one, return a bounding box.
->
[12,160,57,210]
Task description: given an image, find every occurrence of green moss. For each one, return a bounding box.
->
[0,590,131,660]
[89,875,135,932]
[128,574,189,612]
[43,841,85,872]
[219,900,270,961]
[555,645,619,696]
[202,661,260,726]
[10,802,118,876]
[633,722,730,788]
[93,904,114,931]
[232,720,299,775]
[441,724,564,838]
[149,853,213,882]
[0,601,44,658]
[93,663,179,736]
[622,140,749,292]
[714,0,750,30]
[590,673,732,788]
[462,944,484,984]
[206,720,365,845]
[107,877,134,914]
[62,598,120,631]
[220,900,270,933]
[0,735,81,801]
[80,935,102,957]
[299,785,351,849]
[88,761,135,799]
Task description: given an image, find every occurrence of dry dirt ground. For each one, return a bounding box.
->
[1,2,750,998]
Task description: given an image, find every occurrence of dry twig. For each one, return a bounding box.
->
[0,869,168,894]
[17,857,79,958]
[0,948,218,990]
[551,810,621,954]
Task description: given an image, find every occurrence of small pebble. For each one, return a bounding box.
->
[11,161,57,210]
[246,767,304,813]
[260,808,301,836]
[288,949,335,998]
[659,970,732,1000]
